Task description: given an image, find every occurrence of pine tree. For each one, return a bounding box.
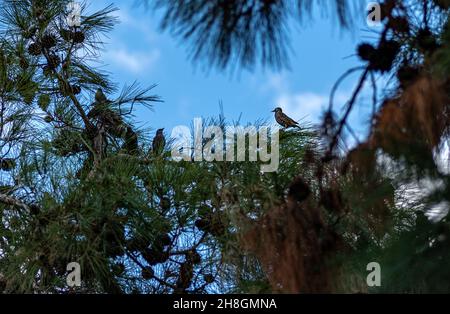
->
[0,0,164,293]
[1,0,449,295]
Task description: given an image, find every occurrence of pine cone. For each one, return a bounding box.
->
[417,28,439,52]
[28,42,42,56]
[72,31,85,44]
[194,218,209,231]
[357,43,376,62]
[156,233,171,247]
[42,65,53,77]
[23,27,37,39]
[19,57,29,70]
[142,247,169,265]
[186,250,201,264]
[112,263,125,276]
[369,40,400,73]
[44,115,53,123]
[60,28,72,41]
[41,34,57,48]
[47,54,60,69]
[141,267,154,280]
[0,158,16,171]
[160,196,171,211]
[71,85,81,95]
[204,274,214,284]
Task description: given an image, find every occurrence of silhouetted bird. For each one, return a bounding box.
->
[88,89,128,137]
[88,88,110,119]
[272,107,300,128]
[152,128,165,154]
[95,88,108,104]
[123,126,139,154]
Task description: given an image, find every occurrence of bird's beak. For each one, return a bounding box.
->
[271,109,275,112]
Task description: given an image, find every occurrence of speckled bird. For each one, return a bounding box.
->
[152,128,165,154]
[272,107,300,128]
[95,88,108,104]
[88,88,110,119]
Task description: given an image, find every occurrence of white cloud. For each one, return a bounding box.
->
[276,92,328,123]
[113,8,159,43]
[105,49,160,74]
[264,73,350,124]
[98,6,161,74]
[261,72,290,94]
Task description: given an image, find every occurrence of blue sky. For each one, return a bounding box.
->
[89,1,377,141]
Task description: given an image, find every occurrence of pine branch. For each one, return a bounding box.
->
[145,0,362,71]
[325,66,370,159]
[0,192,31,212]
[113,82,162,115]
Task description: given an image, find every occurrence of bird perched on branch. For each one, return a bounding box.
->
[152,128,165,155]
[95,88,109,104]
[272,107,300,129]
[123,126,139,154]
[88,88,110,119]
[89,88,127,138]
